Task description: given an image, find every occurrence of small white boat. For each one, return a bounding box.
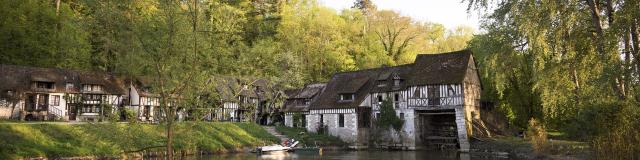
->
[255,140,299,153]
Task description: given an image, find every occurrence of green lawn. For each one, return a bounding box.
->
[0,122,279,159]
[275,126,345,147]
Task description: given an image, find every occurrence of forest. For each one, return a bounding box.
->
[1,0,639,158]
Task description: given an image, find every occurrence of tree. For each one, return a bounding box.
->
[0,0,91,69]
[376,98,403,131]
[133,0,209,158]
[370,10,424,63]
[464,0,640,137]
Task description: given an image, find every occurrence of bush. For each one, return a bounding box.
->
[527,118,548,153]
[592,104,640,159]
[377,99,403,131]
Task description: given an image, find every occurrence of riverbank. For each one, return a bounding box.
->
[0,122,279,159]
[275,126,346,147]
[471,136,591,159]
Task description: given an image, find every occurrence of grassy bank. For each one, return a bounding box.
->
[275,126,345,147]
[0,122,279,159]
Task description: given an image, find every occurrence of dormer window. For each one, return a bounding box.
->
[304,99,311,105]
[66,83,74,91]
[82,84,103,92]
[377,80,387,87]
[394,79,401,86]
[35,81,54,89]
[339,93,354,101]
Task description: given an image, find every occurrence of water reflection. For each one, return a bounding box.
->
[186,150,508,160]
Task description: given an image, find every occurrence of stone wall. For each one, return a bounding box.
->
[306,114,319,133]
[305,112,359,143]
[284,114,293,127]
[455,107,470,152]
[324,113,358,143]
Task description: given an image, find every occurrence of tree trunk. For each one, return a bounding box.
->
[586,0,605,55]
[55,0,60,15]
[9,102,17,120]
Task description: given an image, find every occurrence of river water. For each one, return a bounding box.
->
[185,150,511,160]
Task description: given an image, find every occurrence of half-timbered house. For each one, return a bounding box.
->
[0,64,126,121]
[306,50,482,151]
[211,77,278,123]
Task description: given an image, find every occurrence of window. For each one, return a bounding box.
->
[83,84,103,92]
[394,79,401,86]
[35,82,54,89]
[338,114,345,127]
[394,93,400,102]
[399,113,405,120]
[339,93,354,101]
[66,83,74,91]
[304,99,311,105]
[377,95,383,104]
[375,112,380,119]
[428,85,440,106]
[377,80,387,87]
[52,95,60,106]
[37,95,48,105]
[414,88,421,97]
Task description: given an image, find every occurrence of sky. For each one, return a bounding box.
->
[318,0,481,32]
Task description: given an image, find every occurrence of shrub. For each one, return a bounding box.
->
[527,118,548,153]
[592,104,640,159]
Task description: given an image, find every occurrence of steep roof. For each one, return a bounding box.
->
[295,83,326,99]
[308,49,477,110]
[310,68,379,109]
[283,83,326,112]
[0,64,125,95]
[212,76,277,102]
[408,50,472,86]
[369,64,413,93]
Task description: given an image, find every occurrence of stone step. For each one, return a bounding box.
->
[262,126,289,142]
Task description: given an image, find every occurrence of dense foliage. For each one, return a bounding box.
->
[0,0,473,86]
[376,99,403,131]
[466,0,640,158]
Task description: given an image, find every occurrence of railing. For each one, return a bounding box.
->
[48,106,65,119]
[407,95,464,108]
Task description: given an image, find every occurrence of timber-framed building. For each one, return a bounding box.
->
[304,50,483,151]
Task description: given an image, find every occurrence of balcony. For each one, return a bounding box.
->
[407,95,463,109]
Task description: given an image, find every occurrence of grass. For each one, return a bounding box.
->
[0,122,279,159]
[274,126,345,147]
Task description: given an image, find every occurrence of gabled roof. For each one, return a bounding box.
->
[212,76,277,102]
[283,83,326,112]
[310,68,380,109]
[408,50,472,86]
[308,49,478,110]
[370,64,413,93]
[0,64,126,95]
[295,83,326,99]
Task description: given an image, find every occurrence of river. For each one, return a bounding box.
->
[184,150,511,160]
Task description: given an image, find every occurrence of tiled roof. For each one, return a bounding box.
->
[0,64,125,95]
[308,50,475,110]
[283,83,326,112]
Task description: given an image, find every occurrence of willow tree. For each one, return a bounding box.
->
[465,0,640,133]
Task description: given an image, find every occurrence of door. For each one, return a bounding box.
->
[68,105,77,121]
